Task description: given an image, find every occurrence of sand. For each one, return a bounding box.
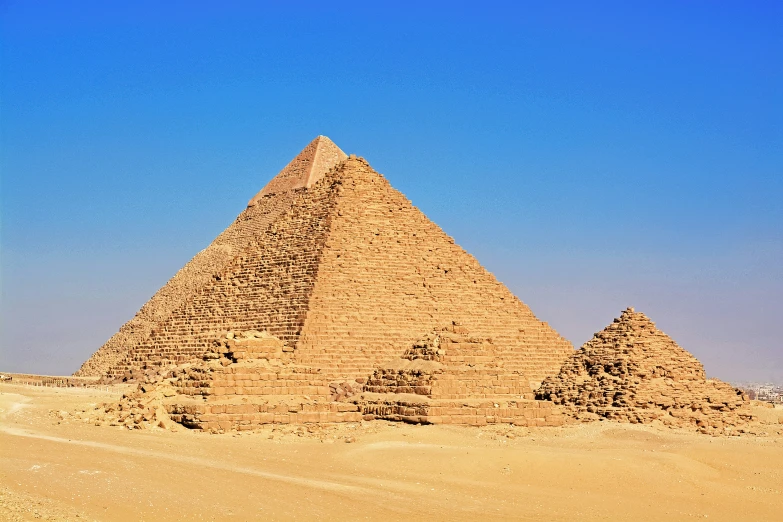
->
[1,384,781,521]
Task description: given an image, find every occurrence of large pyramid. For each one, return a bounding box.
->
[536,307,751,434]
[77,136,573,388]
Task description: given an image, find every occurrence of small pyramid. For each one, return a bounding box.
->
[77,137,573,392]
[536,307,752,434]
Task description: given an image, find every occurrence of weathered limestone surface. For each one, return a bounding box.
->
[295,156,573,386]
[536,308,752,435]
[78,137,573,390]
[114,175,340,377]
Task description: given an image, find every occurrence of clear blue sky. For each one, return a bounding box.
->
[1,1,781,382]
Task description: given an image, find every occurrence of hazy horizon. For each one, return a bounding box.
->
[1,2,781,383]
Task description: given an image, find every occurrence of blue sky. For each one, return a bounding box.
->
[1,1,781,381]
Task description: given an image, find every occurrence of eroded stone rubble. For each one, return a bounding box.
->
[537,308,753,435]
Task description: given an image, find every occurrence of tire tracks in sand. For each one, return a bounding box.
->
[0,394,372,496]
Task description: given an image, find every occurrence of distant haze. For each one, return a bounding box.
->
[1,2,780,383]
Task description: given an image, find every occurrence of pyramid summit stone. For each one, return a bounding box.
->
[77,139,573,390]
[536,308,751,434]
[248,135,346,205]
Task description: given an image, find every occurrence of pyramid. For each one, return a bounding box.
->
[77,137,574,392]
[536,307,752,434]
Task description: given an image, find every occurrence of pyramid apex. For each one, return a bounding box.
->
[248,135,347,205]
[618,306,654,324]
[313,134,338,146]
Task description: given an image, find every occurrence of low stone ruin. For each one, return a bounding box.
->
[536,307,752,435]
[96,326,565,432]
[91,314,762,436]
[352,323,565,427]
[98,330,362,433]
[166,331,364,432]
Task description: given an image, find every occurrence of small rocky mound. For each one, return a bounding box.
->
[536,308,752,435]
[90,380,181,430]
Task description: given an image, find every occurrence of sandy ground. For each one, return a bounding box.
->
[1,384,781,521]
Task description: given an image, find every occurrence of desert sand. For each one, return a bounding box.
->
[1,383,781,521]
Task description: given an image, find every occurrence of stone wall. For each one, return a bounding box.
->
[360,397,564,427]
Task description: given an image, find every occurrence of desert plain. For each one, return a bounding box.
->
[1,383,782,521]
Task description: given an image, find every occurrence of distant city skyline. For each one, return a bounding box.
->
[1,2,781,382]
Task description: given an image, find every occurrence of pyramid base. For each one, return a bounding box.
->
[99,329,570,432]
[166,397,363,432]
[355,393,567,427]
